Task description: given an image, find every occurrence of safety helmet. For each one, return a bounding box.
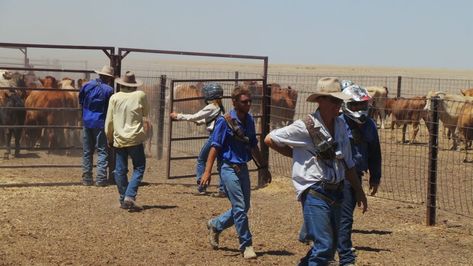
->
[203,83,223,101]
[341,84,371,124]
[341,80,355,90]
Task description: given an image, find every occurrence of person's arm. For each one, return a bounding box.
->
[104,99,114,147]
[367,120,382,196]
[200,146,219,187]
[142,93,150,117]
[173,104,216,123]
[264,134,293,157]
[250,145,272,184]
[345,166,368,213]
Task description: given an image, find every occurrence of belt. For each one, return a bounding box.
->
[223,161,246,174]
[314,181,343,192]
[307,189,340,206]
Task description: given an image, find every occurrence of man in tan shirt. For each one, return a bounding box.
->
[105,71,150,211]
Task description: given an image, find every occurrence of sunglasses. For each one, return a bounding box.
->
[238,99,252,105]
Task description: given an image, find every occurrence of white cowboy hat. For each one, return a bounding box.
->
[94,65,114,77]
[306,77,352,102]
[115,71,143,87]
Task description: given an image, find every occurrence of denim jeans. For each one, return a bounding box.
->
[196,135,224,192]
[82,127,108,183]
[299,183,343,266]
[209,162,252,250]
[337,178,358,265]
[114,144,146,203]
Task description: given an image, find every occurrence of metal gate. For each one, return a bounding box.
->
[116,47,269,186]
[167,78,266,186]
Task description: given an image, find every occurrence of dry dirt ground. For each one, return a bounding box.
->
[1,155,473,265]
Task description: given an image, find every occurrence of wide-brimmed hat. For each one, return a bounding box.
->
[94,65,114,77]
[115,71,143,87]
[306,77,352,102]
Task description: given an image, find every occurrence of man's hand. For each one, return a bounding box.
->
[355,191,368,214]
[369,183,379,196]
[170,112,178,120]
[200,171,212,187]
[259,168,272,184]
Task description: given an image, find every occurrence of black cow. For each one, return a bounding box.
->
[0,91,26,159]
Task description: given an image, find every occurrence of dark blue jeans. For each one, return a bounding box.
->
[82,127,108,183]
[114,144,146,203]
[299,183,343,266]
[337,179,357,265]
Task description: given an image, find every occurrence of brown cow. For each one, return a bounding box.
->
[172,83,206,134]
[172,83,205,114]
[460,88,473,97]
[366,86,389,129]
[390,96,428,144]
[59,77,82,152]
[243,81,298,129]
[24,76,68,152]
[456,101,473,162]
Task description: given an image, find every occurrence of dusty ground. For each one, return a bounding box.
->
[1,160,473,265]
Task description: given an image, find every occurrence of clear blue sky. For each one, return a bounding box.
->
[1,0,472,70]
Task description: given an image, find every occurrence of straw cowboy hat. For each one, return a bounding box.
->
[115,71,143,87]
[94,65,114,77]
[306,77,352,102]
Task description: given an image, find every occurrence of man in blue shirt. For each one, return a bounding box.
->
[79,65,114,186]
[337,82,382,265]
[200,85,271,260]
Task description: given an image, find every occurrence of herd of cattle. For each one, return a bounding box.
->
[174,82,473,162]
[367,86,473,162]
[0,70,84,159]
[2,69,473,162]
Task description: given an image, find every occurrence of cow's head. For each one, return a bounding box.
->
[40,76,58,88]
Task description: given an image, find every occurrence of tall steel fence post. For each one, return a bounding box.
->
[258,58,270,187]
[107,53,121,184]
[396,76,402,98]
[235,71,239,86]
[427,96,440,226]
[157,75,167,160]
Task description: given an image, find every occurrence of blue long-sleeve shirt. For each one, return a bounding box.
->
[210,109,258,164]
[341,114,382,184]
[79,78,113,129]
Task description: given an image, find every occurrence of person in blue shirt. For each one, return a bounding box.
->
[200,85,271,260]
[79,65,114,187]
[338,81,382,265]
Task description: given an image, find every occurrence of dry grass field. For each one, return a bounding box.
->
[1,64,473,265]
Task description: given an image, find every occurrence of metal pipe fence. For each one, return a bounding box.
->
[1,42,473,222]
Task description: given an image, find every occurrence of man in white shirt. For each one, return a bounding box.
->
[105,71,150,211]
[264,77,367,265]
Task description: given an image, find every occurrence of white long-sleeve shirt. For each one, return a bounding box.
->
[176,103,222,132]
[268,111,355,200]
[105,88,150,148]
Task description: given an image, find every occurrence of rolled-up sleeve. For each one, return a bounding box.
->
[210,117,227,149]
[269,120,310,147]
